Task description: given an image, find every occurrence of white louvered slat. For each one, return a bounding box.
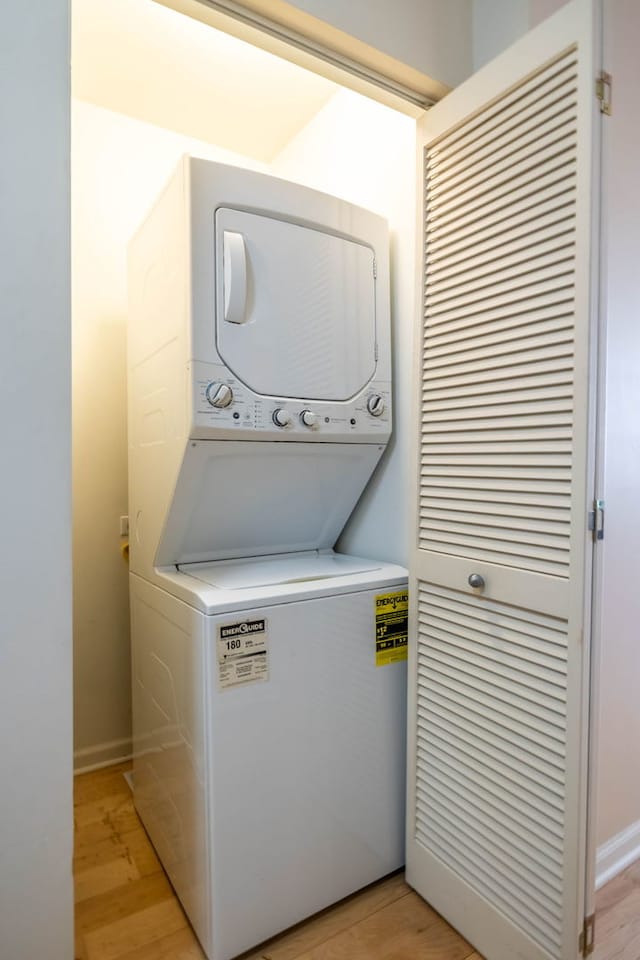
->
[416,771,563,882]
[426,128,577,230]
[421,65,576,578]
[408,19,597,957]
[426,189,576,260]
[425,165,576,245]
[426,210,576,277]
[415,586,568,956]
[427,102,577,208]
[419,729,564,823]
[425,57,578,174]
[424,308,573,352]
[420,492,568,517]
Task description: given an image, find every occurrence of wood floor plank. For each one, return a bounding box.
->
[83,899,187,960]
[76,872,176,934]
[114,927,206,960]
[379,913,476,960]
[74,833,132,873]
[108,803,144,838]
[75,767,132,805]
[596,860,640,916]
[594,883,640,960]
[120,826,164,878]
[241,873,411,960]
[75,792,135,831]
[75,858,141,904]
[76,917,89,960]
[291,891,470,960]
[75,815,122,851]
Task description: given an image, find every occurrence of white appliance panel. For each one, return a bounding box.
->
[130,581,209,947]
[190,360,391,443]
[207,588,406,958]
[214,208,376,401]
[130,568,407,960]
[156,440,385,566]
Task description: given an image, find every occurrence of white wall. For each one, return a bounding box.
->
[272,89,417,566]
[0,6,73,959]
[285,0,473,88]
[72,100,269,768]
[595,0,640,857]
[471,0,566,69]
[472,0,529,70]
[73,0,337,164]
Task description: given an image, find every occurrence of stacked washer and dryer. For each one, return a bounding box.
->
[127,158,408,960]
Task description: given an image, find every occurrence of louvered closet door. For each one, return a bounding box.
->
[406,4,600,960]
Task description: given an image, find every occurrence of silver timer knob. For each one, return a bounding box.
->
[300,410,318,429]
[206,382,233,408]
[272,408,293,428]
[367,394,385,417]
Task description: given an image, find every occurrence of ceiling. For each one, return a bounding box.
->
[72,0,339,163]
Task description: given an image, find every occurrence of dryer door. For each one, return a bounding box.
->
[214,208,377,401]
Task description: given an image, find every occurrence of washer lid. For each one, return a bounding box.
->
[179,551,379,590]
[215,208,377,401]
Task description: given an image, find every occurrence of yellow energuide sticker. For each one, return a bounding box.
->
[375,590,408,666]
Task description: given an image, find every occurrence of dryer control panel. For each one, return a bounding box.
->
[190,361,391,442]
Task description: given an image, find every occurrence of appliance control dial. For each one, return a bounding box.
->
[367,394,385,417]
[300,410,318,429]
[206,382,233,408]
[272,408,293,428]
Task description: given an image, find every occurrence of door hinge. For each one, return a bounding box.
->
[588,499,605,542]
[372,257,377,278]
[596,70,612,115]
[579,913,595,956]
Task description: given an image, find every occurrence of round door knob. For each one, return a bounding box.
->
[300,410,318,429]
[468,573,485,590]
[272,408,293,428]
[367,394,385,417]
[206,382,233,408]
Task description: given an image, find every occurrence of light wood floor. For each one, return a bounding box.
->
[73,762,481,960]
[73,761,638,960]
[594,858,640,960]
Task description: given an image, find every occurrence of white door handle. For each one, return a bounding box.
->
[223,231,248,324]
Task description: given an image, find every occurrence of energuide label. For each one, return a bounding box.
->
[375,590,408,667]
[217,618,269,689]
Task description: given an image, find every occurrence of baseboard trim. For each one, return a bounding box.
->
[596,819,640,889]
[74,737,133,775]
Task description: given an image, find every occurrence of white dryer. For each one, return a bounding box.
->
[127,158,407,960]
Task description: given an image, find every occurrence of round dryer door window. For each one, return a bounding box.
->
[214,208,377,401]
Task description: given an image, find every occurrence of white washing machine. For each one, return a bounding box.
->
[130,551,407,959]
[128,158,407,959]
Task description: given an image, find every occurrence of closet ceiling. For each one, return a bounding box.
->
[72,0,338,162]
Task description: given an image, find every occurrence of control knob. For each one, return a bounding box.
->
[300,410,318,429]
[272,408,293,428]
[206,382,233,408]
[367,394,385,417]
